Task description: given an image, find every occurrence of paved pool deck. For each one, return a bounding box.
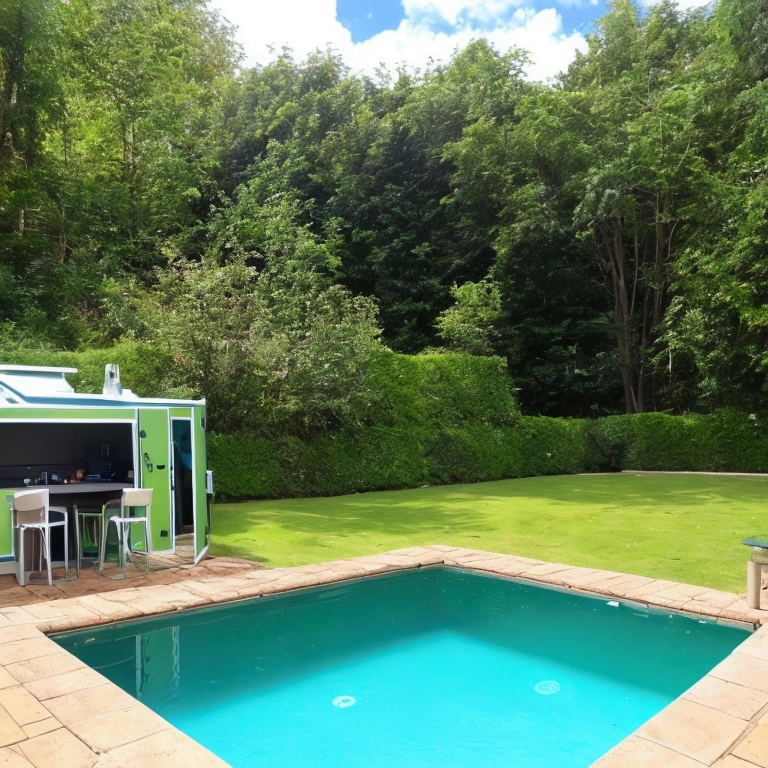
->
[0,546,763,767]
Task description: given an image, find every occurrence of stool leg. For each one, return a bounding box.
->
[75,513,81,579]
[748,560,762,609]
[43,529,52,587]
[17,528,25,587]
[98,515,109,572]
[117,519,128,575]
[64,518,69,581]
[121,521,129,573]
[142,520,150,574]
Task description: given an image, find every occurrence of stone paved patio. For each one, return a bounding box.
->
[0,546,762,766]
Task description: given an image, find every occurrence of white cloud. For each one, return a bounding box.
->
[639,0,711,8]
[210,0,588,82]
[401,0,526,27]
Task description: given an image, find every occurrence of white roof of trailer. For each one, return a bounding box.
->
[0,365,204,409]
[0,366,77,398]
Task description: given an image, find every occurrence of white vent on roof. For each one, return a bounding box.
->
[103,363,123,397]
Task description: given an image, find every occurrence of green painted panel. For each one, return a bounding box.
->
[170,408,191,419]
[193,405,209,558]
[0,491,13,557]
[138,409,172,551]
[0,408,133,421]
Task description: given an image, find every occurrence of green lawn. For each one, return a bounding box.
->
[210,473,768,593]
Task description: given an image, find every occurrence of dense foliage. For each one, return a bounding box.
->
[210,404,768,501]
[3,0,768,430]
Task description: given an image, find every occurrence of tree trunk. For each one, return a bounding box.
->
[603,221,638,414]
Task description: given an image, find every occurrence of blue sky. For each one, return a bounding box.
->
[209,0,706,82]
[336,0,610,44]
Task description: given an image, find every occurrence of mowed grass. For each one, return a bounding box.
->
[210,473,768,593]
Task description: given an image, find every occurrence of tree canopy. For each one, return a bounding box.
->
[2,0,768,427]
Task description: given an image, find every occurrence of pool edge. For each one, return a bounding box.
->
[0,546,764,767]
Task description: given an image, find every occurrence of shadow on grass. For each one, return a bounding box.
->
[209,474,767,592]
[214,474,768,540]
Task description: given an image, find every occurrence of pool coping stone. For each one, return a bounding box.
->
[0,545,763,767]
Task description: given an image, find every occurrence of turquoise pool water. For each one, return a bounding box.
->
[53,568,749,767]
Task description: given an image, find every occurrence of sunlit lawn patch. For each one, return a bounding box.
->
[210,473,766,592]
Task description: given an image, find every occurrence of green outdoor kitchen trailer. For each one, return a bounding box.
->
[0,364,211,574]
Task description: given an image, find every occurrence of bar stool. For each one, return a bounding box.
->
[12,489,69,587]
[74,504,104,578]
[98,488,153,578]
[743,537,768,609]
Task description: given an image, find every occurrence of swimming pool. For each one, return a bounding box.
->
[52,568,749,767]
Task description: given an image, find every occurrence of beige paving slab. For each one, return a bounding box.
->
[94,586,207,615]
[20,719,59,741]
[564,569,628,587]
[734,625,768,662]
[355,562,395,574]
[600,576,659,596]
[70,705,168,753]
[434,547,486,558]
[0,708,25,748]
[518,562,573,577]
[24,668,108,702]
[594,735,708,767]
[0,672,18,694]
[15,728,96,768]
[0,747,32,767]
[71,595,144,621]
[682,601,724,618]
[0,689,50,729]
[654,584,711,600]
[449,553,509,566]
[5,654,86,685]
[714,756,768,767]
[0,641,60,668]
[637,698,748,764]
[18,604,98,625]
[0,630,41,648]
[682,676,768,721]
[623,579,682,598]
[731,717,768,767]
[721,599,767,625]
[386,546,443,560]
[698,592,745,611]
[124,585,212,609]
[42,684,136,728]
[644,595,689,610]
[710,653,768,694]
[551,567,604,583]
[476,561,539,577]
[0,612,39,628]
[93,727,228,768]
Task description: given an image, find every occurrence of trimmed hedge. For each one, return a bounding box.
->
[622,410,768,472]
[208,416,597,501]
[208,408,768,502]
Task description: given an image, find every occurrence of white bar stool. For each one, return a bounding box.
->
[12,489,69,587]
[98,488,153,578]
